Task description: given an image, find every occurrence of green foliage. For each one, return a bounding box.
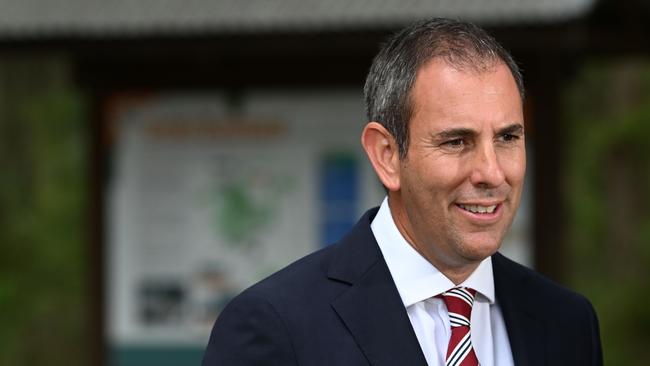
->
[564,61,650,365]
[0,59,89,366]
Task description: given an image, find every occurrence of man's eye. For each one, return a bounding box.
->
[500,133,520,142]
[444,139,464,147]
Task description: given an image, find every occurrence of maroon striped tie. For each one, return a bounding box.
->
[441,287,479,366]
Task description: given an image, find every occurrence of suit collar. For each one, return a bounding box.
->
[325,208,381,284]
[327,208,428,366]
[493,252,546,366]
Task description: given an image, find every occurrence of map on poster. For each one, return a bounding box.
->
[106,93,382,348]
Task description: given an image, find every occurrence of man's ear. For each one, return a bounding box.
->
[361,122,401,192]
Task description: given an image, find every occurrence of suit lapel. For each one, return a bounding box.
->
[493,253,546,366]
[327,209,427,366]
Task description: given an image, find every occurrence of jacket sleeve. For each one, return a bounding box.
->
[202,291,298,366]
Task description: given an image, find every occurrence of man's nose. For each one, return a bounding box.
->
[469,143,506,188]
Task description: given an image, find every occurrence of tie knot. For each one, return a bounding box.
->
[441,287,476,327]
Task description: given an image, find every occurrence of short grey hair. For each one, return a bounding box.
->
[364,18,525,159]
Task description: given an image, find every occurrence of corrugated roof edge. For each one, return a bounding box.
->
[0,0,596,41]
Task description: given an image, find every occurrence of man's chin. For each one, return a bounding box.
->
[458,237,502,262]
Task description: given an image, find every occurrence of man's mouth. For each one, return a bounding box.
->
[457,203,498,214]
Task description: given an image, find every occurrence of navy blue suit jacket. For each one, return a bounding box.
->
[202,208,603,365]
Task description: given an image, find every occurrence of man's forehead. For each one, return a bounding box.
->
[407,59,524,130]
[410,59,522,106]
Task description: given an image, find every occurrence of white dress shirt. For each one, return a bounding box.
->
[370,198,514,366]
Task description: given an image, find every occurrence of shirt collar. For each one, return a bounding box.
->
[371,197,495,307]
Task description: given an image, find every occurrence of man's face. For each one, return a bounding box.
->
[391,59,526,272]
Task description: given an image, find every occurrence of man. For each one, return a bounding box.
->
[202,18,603,366]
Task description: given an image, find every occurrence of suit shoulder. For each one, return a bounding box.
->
[493,254,603,364]
[493,253,596,315]
[203,280,298,365]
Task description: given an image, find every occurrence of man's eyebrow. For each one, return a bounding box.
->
[434,128,476,140]
[433,123,524,140]
[498,123,525,135]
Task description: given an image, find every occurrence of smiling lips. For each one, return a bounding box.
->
[457,203,498,214]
